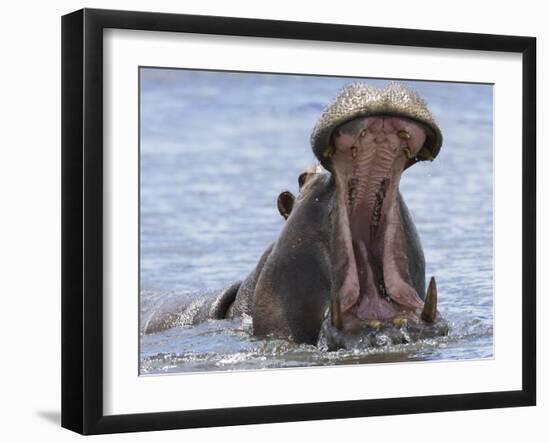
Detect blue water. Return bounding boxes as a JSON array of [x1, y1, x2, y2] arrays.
[[139, 69, 494, 374]]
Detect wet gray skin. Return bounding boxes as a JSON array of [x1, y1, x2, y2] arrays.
[[142, 82, 449, 350]]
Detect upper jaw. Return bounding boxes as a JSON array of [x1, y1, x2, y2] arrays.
[[310, 82, 443, 171], [333, 115, 427, 159]]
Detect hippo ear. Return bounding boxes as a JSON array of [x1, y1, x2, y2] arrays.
[[299, 164, 324, 190], [277, 191, 295, 220], [298, 170, 317, 190], [298, 172, 308, 189]]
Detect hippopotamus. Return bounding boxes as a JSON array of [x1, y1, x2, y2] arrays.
[[143, 82, 449, 350]]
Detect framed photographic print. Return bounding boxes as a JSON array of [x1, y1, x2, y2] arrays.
[[61, 8, 536, 435]]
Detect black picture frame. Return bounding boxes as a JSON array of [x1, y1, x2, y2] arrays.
[[61, 8, 536, 435]]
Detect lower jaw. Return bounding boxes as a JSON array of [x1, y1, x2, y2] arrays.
[[340, 186, 422, 324], [319, 313, 449, 351]]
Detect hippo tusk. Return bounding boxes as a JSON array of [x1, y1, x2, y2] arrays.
[[421, 276, 438, 323], [330, 292, 342, 330]]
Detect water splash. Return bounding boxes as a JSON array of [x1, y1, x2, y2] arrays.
[[140, 313, 493, 375]]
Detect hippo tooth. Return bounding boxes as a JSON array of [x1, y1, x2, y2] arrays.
[[421, 276, 438, 323], [360, 128, 368, 138], [351, 146, 357, 159], [323, 145, 335, 158], [398, 130, 411, 140], [392, 317, 408, 328], [366, 319, 382, 329], [403, 147, 413, 159], [418, 146, 435, 161]]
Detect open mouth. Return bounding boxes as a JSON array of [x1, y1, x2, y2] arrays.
[[325, 115, 438, 332]]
